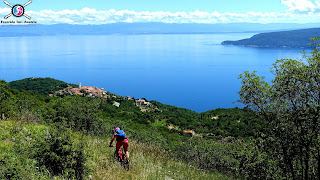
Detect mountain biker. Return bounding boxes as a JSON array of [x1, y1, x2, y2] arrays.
[[109, 127, 130, 159]]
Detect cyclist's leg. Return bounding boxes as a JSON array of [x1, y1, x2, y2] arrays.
[[116, 141, 123, 157], [123, 139, 129, 159]]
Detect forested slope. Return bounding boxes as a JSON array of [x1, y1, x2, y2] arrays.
[[0, 78, 264, 179]]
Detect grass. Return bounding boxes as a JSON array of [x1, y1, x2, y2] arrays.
[[86, 137, 232, 180], [0, 120, 232, 179]]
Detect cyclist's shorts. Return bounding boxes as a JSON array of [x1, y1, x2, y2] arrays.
[[116, 139, 129, 151]]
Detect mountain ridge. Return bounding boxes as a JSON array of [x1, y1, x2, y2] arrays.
[[2, 22, 320, 36]]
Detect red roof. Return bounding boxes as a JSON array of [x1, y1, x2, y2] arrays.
[[183, 130, 194, 133]]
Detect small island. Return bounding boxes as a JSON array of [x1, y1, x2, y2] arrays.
[[222, 28, 320, 48]]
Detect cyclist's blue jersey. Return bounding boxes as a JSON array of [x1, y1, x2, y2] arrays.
[[115, 130, 127, 141]]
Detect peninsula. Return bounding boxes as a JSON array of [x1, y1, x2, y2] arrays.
[[221, 28, 320, 48]]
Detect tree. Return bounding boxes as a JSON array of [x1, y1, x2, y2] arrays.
[[80, 89, 86, 94], [0, 80, 15, 119], [46, 96, 104, 135], [238, 38, 320, 179]]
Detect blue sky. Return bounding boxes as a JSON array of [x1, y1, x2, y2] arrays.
[[1, 0, 320, 24], [27, 0, 286, 13]]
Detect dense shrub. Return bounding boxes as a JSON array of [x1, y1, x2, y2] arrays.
[[44, 96, 106, 135], [33, 127, 87, 179], [175, 137, 275, 179], [0, 155, 24, 180]]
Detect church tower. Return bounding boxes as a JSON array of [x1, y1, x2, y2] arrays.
[[79, 82, 82, 89]]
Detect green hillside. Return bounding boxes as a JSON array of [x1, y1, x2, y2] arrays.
[[0, 120, 229, 180], [9, 77, 78, 95], [200, 108, 263, 138], [7, 77, 261, 139], [0, 78, 264, 179], [222, 28, 320, 48]]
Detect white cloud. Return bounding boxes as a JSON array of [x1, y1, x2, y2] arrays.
[[0, 7, 319, 24], [281, 0, 320, 13]]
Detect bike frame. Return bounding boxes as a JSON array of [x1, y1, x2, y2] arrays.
[[114, 146, 129, 171]]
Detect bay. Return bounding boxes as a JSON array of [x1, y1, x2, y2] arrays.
[[0, 34, 304, 112]]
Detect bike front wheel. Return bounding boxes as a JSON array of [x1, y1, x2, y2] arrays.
[[122, 154, 130, 171]]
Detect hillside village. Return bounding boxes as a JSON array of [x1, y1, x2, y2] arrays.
[[49, 82, 152, 109], [48, 82, 218, 136], [49, 82, 109, 98]]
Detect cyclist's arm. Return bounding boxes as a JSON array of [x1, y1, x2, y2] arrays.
[[109, 133, 115, 146]]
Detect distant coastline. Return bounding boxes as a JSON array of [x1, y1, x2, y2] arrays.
[[221, 42, 305, 48], [221, 28, 320, 48], [1, 22, 320, 37]]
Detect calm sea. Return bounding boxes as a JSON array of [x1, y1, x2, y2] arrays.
[[0, 34, 304, 112]]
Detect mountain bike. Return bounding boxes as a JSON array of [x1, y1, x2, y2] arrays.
[[110, 145, 130, 171]]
